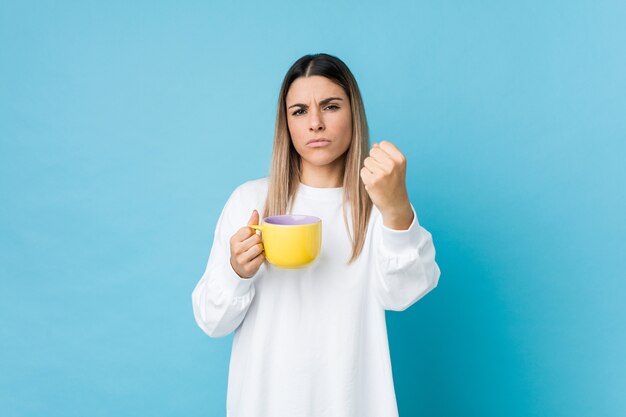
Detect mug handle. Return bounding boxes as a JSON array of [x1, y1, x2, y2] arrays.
[[248, 224, 263, 232]]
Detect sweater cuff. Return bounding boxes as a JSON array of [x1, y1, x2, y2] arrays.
[[380, 204, 421, 255], [223, 260, 265, 297]]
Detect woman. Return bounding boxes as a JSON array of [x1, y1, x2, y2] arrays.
[[192, 53, 441, 417]]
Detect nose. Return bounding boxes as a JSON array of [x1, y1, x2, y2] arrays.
[[309, 108, 325, 132]]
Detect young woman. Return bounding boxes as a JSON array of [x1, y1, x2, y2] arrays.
[[192, 53, 441, 417]]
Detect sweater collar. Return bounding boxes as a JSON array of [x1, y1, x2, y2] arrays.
[[297, 182, 344, 201]]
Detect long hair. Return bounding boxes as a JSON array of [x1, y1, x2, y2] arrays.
[[263, 53, 373, 264]]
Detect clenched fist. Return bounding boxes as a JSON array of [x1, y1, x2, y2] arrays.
[[360, 140, 414, 230], [230, 210, 266, 279]]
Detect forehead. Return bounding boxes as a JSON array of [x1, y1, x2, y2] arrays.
[[286, 75, 347, 103]]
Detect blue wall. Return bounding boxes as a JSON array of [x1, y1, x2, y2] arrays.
[[1, 1, 624, 416]]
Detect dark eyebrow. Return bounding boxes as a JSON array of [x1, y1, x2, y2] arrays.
[[287, 97, 343, 109]]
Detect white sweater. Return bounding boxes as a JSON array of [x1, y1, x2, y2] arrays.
[[192, 177, 441, 417]]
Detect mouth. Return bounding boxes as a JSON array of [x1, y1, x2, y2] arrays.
[[307, 138, 331, 145]]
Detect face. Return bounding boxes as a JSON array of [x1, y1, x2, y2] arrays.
[[285, 75, 353, 171]]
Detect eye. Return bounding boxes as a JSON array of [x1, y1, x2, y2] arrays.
[[325, 105, 340, 110], [292, 108, 305, 116]]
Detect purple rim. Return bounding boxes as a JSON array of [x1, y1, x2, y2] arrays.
[[263, 214, 321, 226]]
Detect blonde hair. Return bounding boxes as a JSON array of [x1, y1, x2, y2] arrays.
[[262, 53, 373, 264]]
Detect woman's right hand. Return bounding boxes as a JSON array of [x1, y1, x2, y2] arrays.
[[229, 209, 266, 279]]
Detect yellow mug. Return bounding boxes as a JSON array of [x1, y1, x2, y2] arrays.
[[249, 214, 322, 269]]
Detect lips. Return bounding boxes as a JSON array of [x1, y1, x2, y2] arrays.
[[307, 138, 331, 145]]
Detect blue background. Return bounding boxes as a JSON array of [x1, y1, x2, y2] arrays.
[[1, 1, 624, 416]]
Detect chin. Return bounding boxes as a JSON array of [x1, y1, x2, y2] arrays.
[[304, 153, 344, 167]]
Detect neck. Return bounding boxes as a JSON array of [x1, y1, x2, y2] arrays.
[[300, 157, 345, 188]]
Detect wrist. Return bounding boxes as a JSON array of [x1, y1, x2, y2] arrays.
[[380, 201, 414, 231]]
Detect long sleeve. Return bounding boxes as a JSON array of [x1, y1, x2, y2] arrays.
[[372, 203, 441, 311], [191, 186, 266, 338]]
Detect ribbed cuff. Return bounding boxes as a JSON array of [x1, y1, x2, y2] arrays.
[[380, 204, 421, 255]]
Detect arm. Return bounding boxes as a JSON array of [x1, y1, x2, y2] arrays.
[[360, 140, 440, 311], [191, 187, 265, 337], [372, 203, 441, 311]]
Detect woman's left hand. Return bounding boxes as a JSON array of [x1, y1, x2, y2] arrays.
[[360, 140, 414, 230]]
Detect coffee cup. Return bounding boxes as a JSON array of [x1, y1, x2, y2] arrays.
[[248, 214, 322, 269]]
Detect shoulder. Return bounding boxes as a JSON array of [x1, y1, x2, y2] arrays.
[[230, 176, 269, 201], [217, 177, 269, 231], [235, 176, 269, 194], [223, 176, 269, 212]]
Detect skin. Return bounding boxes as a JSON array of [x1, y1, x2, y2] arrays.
[[230, 210, 265, 279], [230, 75, 414, 279], [361, 141, 414, 231], [286, 75, 353, 188]]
